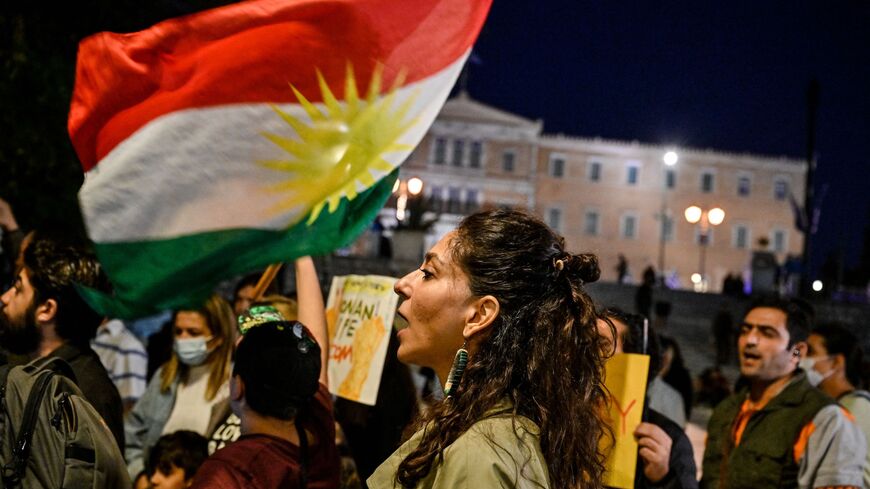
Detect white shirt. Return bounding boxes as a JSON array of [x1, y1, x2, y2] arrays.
[[161, 363, 228, 436]]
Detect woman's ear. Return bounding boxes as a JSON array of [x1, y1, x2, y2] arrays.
[[463, 295, 500, 339]]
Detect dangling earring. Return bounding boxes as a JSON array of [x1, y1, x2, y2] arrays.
[[444, 341, 468, 398]]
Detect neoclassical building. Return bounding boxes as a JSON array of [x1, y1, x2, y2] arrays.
[[395, 92, 805, 291]]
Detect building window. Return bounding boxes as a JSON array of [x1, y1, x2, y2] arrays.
[[469, 141, 483, 169], [427, 185, 443, 213], [772, 229, 788, 252], [549, 155, 565, 178], [701, 172, 715, 193], [433, 137, 447, 165], [451, 140, 464, 167], [502, 151, 516, 173], [737, 176, 751, 197], [588, 161, 602, 182], [774, 178, 789, 201], [547, 208, 563, 232], [661, 215, 674, 242], [665, 169, 676, 189], [447, 187, 462, 213], [584, 210, 600, 236], [621, 214, 638, 240], [626, 165, 639, 185], [733, 225, 749, 249], [465, 189, 480, 213]]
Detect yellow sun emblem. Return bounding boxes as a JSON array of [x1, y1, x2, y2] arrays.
[[260, 64, 419, 225]]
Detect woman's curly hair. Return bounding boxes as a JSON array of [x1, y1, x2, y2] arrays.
[[397, 208, 611, 489]]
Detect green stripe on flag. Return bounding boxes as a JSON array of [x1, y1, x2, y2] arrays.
[[80, 170, 399, 318]]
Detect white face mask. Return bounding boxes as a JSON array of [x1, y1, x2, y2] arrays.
[[798, 356, 834, 387], [174, 336, 213, 366]]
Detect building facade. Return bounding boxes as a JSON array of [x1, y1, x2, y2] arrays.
[[395, 93, 806, 291]]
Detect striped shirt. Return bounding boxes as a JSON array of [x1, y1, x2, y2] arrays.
[[91, 319, 149, 403]]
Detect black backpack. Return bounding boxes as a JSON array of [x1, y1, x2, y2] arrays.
[[0, 356, 130, 488]]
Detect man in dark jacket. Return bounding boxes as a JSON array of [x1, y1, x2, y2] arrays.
[[0, 234, 125, 451], [701, 296, 864, 488], [599, 308, 698, 489]]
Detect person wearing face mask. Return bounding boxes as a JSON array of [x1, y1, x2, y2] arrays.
[[125, 294, 236, 481], [804, 323, 870, 488]]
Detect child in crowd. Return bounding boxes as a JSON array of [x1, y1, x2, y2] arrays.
[[136, 430, 208, 489]]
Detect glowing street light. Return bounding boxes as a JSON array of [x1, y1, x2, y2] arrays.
[[707, 207, 725, 226], [394, 177, 424, 222], [407, 177, 423, 195], [684, 206, 702, 224], [663, 151, 679, 167], [812, 280, 823, 292], [685, 205, 726, 292]]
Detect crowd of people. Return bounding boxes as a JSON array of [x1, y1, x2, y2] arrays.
[[0, 200, 868, 488]]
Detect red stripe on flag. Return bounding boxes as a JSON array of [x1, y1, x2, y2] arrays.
[[69, 0, 492, 172]]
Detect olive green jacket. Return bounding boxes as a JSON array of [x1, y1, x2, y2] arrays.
[[368, 410, 549, 488]]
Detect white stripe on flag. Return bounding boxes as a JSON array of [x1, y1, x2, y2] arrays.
[[81, 53, 467, 243]]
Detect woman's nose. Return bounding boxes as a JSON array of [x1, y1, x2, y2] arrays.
[[394, 271, 412, 300]]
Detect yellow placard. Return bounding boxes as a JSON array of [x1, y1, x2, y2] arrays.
[[325, 275, 398, 405], [600, 353, 650, 489]]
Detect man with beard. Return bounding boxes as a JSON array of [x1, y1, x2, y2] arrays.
[[0, 235, 125, 450], [701, 296, 865, 489]]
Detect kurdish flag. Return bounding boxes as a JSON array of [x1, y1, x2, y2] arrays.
[[69, 0, 492, 318]]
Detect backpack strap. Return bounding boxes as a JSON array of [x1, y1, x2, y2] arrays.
[[25, 356, 77, 384], [851, 390, 870, 402], [0, 364, 12, 401], [2, 370, 56, 487]]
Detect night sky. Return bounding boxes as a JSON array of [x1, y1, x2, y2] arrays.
[[464, 2, 870, 277]]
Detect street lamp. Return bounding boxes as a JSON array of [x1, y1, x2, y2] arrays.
[[684, 205, 725, 291], [393, 177, 423, 222], [394, 177, 424, 222], [657, 150, 678, 281]]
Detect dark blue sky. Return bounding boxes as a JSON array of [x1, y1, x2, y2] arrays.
[[464, 2, 870, 275]]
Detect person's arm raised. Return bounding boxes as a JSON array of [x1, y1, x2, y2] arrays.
[[295, 257, 329, 385]]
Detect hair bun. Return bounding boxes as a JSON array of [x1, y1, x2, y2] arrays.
[[564, 253, 600, 284]]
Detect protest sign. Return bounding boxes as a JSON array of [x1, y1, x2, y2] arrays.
[[601, 353, 650, 489], [326, 275, 398, 405]]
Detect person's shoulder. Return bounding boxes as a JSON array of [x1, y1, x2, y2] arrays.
[[841, 390, 870, 412], [439, 414, 549, 487], [646, 408, 688, 441], [191, 456, 248, 489], [104, 321, 147, 352], [709, 389, 744, 414], [811, 403, 856, 424], [67, 345, 116, 385], [449, 413, 541, 457]]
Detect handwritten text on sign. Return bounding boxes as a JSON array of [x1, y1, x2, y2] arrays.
[[325, 275, 398, 406]]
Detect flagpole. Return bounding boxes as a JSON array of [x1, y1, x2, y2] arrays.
[[800, 80, 819, 298], [252, 263, 283, 301]]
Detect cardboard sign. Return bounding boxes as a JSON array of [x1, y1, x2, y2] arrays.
[[601, 353, 650, 489], [325, 275, 398, 405]]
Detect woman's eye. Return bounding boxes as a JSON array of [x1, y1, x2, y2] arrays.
[[419, 268, 434, 280]]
